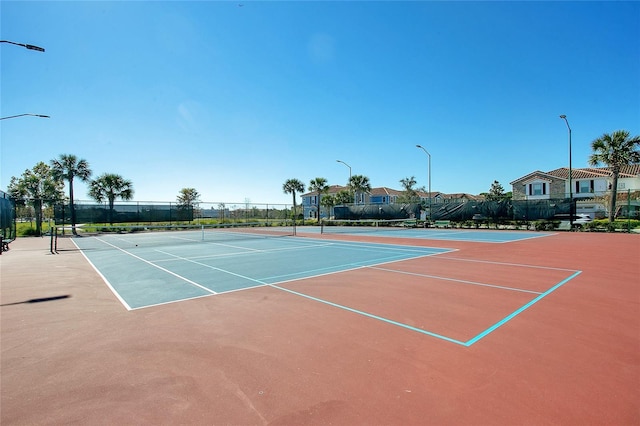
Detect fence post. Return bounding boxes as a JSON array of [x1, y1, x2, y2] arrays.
[[628, 189, 631, 233]]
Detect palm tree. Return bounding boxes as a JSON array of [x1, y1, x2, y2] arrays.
[[308, 177, 329, 223], [50, 154, 92, 234], [7, 162, 64, 236], [88, 173, 134, 225], [588, 130, 640, 222], [320, 194, 336, 219], [398, 176, 425, 203], [348, 174, 371, 205], [282, 178, 305, 225]]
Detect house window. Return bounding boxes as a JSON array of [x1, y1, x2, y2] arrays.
[[577, 180, 594, 194], [529, 182, 546, 196]]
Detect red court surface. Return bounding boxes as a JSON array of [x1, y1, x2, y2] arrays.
[[1, 231, 638, 425]]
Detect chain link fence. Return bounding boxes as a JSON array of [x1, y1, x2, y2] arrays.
[[53, 200, 296, 226]]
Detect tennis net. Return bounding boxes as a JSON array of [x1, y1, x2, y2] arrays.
[[320, 218, 418, 234], [52, 222, 295, 252]]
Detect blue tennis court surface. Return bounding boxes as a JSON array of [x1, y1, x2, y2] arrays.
[[307, 227, 552, 242], [72, 231, 452, 310]]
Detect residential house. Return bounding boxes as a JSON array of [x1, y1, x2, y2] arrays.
[[301, 185, 477, 220], [510, 165, 640, 218]]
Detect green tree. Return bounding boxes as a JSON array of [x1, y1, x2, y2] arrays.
[[282, 178, 305, 223], [320, 194, 336, 219], [7, 162, 64, 235], [588, 130, 640, 222], [176, 188, 201, 221], [334, 190, 353, 205], [486, 180, 506, 201], [50, 154, 92, 235], [308, 177, 329, 223], [88, 173, 134, 225], [397, 176, 425, 203], [348, 174, 371, 205]]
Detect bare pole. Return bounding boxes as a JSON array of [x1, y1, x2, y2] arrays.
[[559, 115, 573, 228], [416, 145, 432, 221]]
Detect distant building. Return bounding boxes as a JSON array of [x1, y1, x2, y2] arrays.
[[301, 185, 480, 220], [510, 165, 640, 218]]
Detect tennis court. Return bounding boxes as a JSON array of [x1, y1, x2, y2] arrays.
[[68, 225, 579, 347], [310, 218, 554, 242], [70, 226, 451, 310], [1, 228, 638, 425]]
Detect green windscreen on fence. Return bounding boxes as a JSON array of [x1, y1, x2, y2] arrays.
[[331, 199, 573, 222], [52, 222, 295, 253], [53, 202, 294, 225], [0, 191, 16, 240]]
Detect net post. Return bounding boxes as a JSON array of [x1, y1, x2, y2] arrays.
[[202, 224, 205, 241]]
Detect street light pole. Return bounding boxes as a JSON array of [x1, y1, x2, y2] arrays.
[[0, 113, 50, 121], [416, 145, 432, 222], [336, 159, 353, 204], [0, 40, 45, 52], [559, 115, 573, 228]]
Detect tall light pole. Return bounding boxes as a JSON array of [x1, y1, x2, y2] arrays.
[[559, 115, 573, 228], [0, 40, 45, 52], [336, 159, 353, 204], [0, 113, 50, 121], [416, 145, 432, 222]]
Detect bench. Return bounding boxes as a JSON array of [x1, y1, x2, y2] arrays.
[[0, 236, 11, 254], [434, 220, 451, 229], [403, 219, 418, 228]]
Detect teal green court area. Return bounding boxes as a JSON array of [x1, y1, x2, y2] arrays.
[[72, 231, 451, 310]]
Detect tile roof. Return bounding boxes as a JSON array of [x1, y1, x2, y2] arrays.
[[302, 186, 444, 197], [512, 165, 640, 184]]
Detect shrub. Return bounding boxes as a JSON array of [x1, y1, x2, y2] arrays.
[[534, 220, 555, 231]]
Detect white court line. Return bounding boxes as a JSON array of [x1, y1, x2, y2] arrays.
[[154, 249, 268, 287], [415, 230, 547, 243], [368, 266, 543, 295], [91, 237, 218, 295], [153, 237, 443, 264], [152, 240, 337, 263], [432, 255, 579, 272], [70, 238, 134, 311]]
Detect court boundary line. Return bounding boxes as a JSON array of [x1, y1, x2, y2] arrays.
[[433, 255, 578, 272], [153, 246, 452, 293], [261, 250, 452, 285], [152, 240, 337, 263], [409, 230, 554, 243], [368, 266, 543, 295], [83, 237, 219, 310], [464, 270, 582, 345], [71, 238, 133, 310], [314, 228, 554, 243], [269, 268, 581, 347], [268, 283, 468, 345]]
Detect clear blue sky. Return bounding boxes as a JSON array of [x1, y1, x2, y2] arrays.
[[2, 1, 638, 205]]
